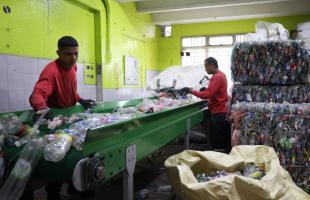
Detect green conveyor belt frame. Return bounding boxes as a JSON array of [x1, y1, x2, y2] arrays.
[[1, 98, 206, 199]]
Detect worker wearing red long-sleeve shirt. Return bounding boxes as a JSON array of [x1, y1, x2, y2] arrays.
[[27, 36, 95, 200], [182, 57, 231, 153], [30, 36, 95, 114]]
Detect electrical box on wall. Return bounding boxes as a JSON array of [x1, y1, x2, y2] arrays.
[[84, 64, 96, 85], [124, 55, 139, 85]]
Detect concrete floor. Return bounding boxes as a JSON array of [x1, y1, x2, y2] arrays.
[[33, 128, 209, 200]]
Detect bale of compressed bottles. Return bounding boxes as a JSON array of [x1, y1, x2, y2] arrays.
[[232, 84, 310, 104], [230, 102, 310, 193], [231, 41, 310, 85], [230, 40, 310, 193]]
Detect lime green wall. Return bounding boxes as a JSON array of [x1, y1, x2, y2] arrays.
[[158, 15, 310, 70], [103, 0, 158, 88], [0, 0, 107, 64], [0, 0, 158, 89]]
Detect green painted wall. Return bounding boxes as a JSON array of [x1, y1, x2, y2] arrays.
[[0, 0, 158, 89], [2, 1, 309, 87], [103, 0, 158, 88], [0, 0, 107, 64], [158, 15, 310, 70]]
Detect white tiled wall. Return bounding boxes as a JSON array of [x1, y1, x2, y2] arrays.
[[0, 54, 99, 112], [0, 54, 160, 113]]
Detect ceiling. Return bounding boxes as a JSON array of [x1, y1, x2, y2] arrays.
[[117, 0, 310, 25]]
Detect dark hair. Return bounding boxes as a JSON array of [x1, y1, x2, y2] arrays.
[[58, 36, 78, 49], [204, 57, 218, 68]]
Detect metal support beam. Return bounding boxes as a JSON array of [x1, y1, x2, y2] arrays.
[[185, 118, 191, 150], [150, 0, 310, 25], [137, 0, 292, 13], [123, 144, 136, 200]]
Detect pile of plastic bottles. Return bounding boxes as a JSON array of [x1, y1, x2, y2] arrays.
[[243, 162, 266, 180], [43, 97, 197, 162], [232, 85, 310, 103], [195, 163, 266, 183], [0, 96, 197, 163], [0, 113, 38, 148], [195, 170, 234, 182], [137, 97, 196, 113], [43, 112, 135, 161], [231, 41, 310, 85]]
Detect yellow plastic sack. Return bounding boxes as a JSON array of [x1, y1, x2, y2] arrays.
[[165, 145, 310, 200]]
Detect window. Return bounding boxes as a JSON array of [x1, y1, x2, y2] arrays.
[[181, 34, 246, 91], [161, 25, 172, 37], [209, 35, 233, 46]]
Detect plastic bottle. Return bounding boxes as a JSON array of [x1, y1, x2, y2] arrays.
[[0, 138, 46, 200], [44, 132, 73, 162], [67, 121, 89, 151], [0, 113, 22, 135]]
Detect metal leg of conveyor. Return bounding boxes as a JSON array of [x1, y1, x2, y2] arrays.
[[123, 144, 136, 200], [185, 118, 191, 149]]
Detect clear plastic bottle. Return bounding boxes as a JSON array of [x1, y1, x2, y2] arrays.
[[0, 113, 22, 135], [44, 132, 73, 162], [67, 121, 89, 151], [0, 138, 46, 200]]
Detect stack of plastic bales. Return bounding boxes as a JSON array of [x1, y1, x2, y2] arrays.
[[230, 41, 310, 193]]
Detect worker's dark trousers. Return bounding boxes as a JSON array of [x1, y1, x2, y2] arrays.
[[46, 182, 62, 200], [210, 112, 231, 153]]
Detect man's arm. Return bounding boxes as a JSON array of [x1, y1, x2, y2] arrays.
[[191, 75, 223, 99], [29, 76, 54, 111]]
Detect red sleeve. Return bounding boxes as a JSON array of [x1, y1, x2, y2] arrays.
[[76, 93, 81, 102], [29, 71, 54, 111], [191, 74, 223, 99]]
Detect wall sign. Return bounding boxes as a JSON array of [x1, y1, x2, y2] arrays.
[[84, 64, 96, 85], [124, 55, 139, 85]]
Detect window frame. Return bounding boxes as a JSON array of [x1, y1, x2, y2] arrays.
[[180, 34, 246, 66]]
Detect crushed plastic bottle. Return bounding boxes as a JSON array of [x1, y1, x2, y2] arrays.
[[0, 138, 46, 200], [67, 120, 89, 151], [243, 162, 266, 180], [44, 131, 73, 162]]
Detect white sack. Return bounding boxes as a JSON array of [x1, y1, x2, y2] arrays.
[[147, 65, 209, 90]]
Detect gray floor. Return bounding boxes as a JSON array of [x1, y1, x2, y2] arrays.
[[33, 129, 209, 200]]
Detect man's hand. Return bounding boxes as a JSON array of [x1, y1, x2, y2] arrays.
[[199, 87, 206, 92], [181, 87, 192, 94], [79, 99, 96, 109], [33, 110, 54, 122]]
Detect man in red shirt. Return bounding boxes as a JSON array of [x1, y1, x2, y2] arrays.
[[30, 36, 95, 115], [27, 36, 95, 200], [183, 57, 231, 152]]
